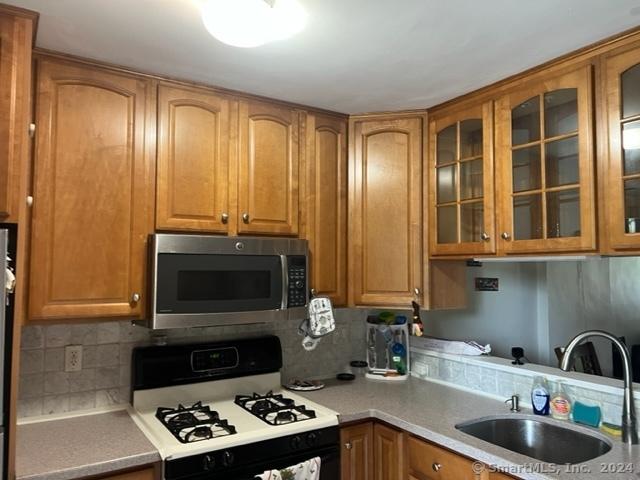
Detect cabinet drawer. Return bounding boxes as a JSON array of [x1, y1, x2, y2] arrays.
[[408, 436, 480, 480], [94, 466, 156, 480]]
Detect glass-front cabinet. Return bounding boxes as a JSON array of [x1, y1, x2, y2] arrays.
[[494, 65, 596, 254], [429, 102, 495, 255], [604, 45, 640, 251]]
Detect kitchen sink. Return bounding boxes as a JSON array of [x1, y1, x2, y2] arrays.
[[455, 415, 612, 464]]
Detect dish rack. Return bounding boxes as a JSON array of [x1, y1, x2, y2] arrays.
[[365, 322, 410, 381]]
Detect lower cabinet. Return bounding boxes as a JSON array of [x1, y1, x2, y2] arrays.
[[342, 423, 516, 480], [92, 466, 157, 480]]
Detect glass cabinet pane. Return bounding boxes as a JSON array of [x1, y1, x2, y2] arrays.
[[460, 119, 482, 158], [544, 89, 578, 138], [545, 136, 579, 187], [437, 205, 458, 243], [461, 202, 483, 242], [512, 96, 540, 145], [625, 179, 640, 233], [460, 159, 483, 200], [547, 189, 581, 238], [623, 120, 640, 175], [437, 125, 456, 165], [437, 165, 456, 203], [513, 194, 543, 240], [622, 64, 640, 119], [513, 145, 541, 192]]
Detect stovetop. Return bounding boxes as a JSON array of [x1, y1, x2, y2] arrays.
[[130, 372, 339, 460]]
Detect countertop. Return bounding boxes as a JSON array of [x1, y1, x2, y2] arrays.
[[297, 376, 640, 480], [15, 377, 640, 480], [16, 409, 160, 480]]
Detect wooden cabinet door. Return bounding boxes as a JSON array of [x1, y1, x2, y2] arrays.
[[495, 65, 596, 254], [373, 423, 404, 480], [0, 9, 34, 223], [341, 422, 374, 480], [603, 44, 640, 251], [156, 83, 232, 233], [238, 99, 299, 235], [29, 58, 154, 320], [303, 113, 347, 305], [349, 115, 423, 306], [407, 435, 481, 480], [429, 102, 496, 256]]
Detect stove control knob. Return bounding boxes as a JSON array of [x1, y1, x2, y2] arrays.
[[295, 280, 304, 289], [222, 450, 235, 467], [290, 435, 303, 450], [306, 431, 318, 447], [202, 454, 215, 471]]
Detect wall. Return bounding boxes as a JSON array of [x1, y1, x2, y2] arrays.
[[18, 309, 367, 418]]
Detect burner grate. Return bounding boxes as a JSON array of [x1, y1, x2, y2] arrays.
[[235, 391, 316, 426], [156, 401, 236, 444]]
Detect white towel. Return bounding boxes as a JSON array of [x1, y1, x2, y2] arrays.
[[255, 456, 321, 480]]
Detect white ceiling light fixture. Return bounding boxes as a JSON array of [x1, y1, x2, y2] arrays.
[[200, 0, 307, 48]]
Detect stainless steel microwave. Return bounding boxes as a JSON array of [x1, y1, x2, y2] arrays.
[[140, 234, 309, 329]]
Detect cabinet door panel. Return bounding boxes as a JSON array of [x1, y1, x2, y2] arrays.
[[495, 65, 595, 254], [341, 423, 373, 480], [95, 467, 156, 480], [373, 423, 404, 480], [0, 12, 33, 222], [156, 84, 230, 232], [429, 102, 495, 256], [304, 113, 347, 305], [604, 45, 640, 250], [29, 59, 154, 320], [350, 116, 423, 306], [238, 100, 298, 235]]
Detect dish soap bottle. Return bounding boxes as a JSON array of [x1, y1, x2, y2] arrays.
[[531, 376, 550, 415], [550, 381, 572, 420]]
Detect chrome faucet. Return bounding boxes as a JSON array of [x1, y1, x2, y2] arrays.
[[560, 330, 638, 445]]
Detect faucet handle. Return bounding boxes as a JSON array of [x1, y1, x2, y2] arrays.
[[505, 394, 520, 412]]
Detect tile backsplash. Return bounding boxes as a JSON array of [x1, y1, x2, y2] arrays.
[[18, 309, 367, 418]]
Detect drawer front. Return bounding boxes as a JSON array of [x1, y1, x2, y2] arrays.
[[408, 436, 480, 480]]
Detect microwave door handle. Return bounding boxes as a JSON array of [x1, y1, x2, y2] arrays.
[[280, 255, 288, 310]]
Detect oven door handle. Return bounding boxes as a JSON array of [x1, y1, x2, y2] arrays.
[[280, 255, 288, 310]]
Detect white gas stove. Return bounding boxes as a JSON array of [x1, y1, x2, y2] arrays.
[[129, 336, 340, 480]]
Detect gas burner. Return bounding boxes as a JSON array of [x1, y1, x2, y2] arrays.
[[235, 391, 316, 426], [156, 401, 236, 444]]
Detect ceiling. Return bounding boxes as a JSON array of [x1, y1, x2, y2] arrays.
[[7, 0, 640, 113]]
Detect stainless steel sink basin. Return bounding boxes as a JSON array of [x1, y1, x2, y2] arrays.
[[455, 415, 612, 464]]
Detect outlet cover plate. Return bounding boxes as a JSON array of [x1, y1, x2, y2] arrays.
[[65, 345, 83, 372]]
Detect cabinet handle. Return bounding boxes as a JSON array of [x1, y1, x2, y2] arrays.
[[345, 442, 352, 450], [432, 462, 442, 472], [242, 213, 250, 223], [221, 213, 229, 224], [414, 287, 421, 296], [131, 293, 141, 303], [481, 232, 490, 241], [501, 232, 511, 240]]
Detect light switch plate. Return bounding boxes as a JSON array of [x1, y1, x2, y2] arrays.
[[65, 345, 83, 372]]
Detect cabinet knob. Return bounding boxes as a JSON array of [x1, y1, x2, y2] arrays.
[[501, 232, 511, 240], [432, 462, 442, 472], [242, 213, 250, 223], [481, 232, 490, 241], [345, 442, 352, 450], [221, 213, 229, 224], [414, 287, 421, 296], [131, 293, 141, 303]]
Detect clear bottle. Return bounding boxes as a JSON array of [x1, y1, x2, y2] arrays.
[[531, 376, 550, 415], [550, 380, 572, 420]]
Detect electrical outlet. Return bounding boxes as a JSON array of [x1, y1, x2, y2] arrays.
[[65, 345, 83, 372]]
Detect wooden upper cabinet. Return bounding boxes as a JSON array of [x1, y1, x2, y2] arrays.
[[238, 99, 299, 236], [156, 83, 232, 233], [603, 43, 640, 251], [429, 102, 496, 256], [341, 422, 374, 480], [304, 113, 347, 305], [349, 115, 423, 306], [0, 8, 34, 223], [495, 65, 596, 254], [29, 58, 155, 321]]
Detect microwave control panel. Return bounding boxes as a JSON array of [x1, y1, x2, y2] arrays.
[[287, 256, 307, 307]]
